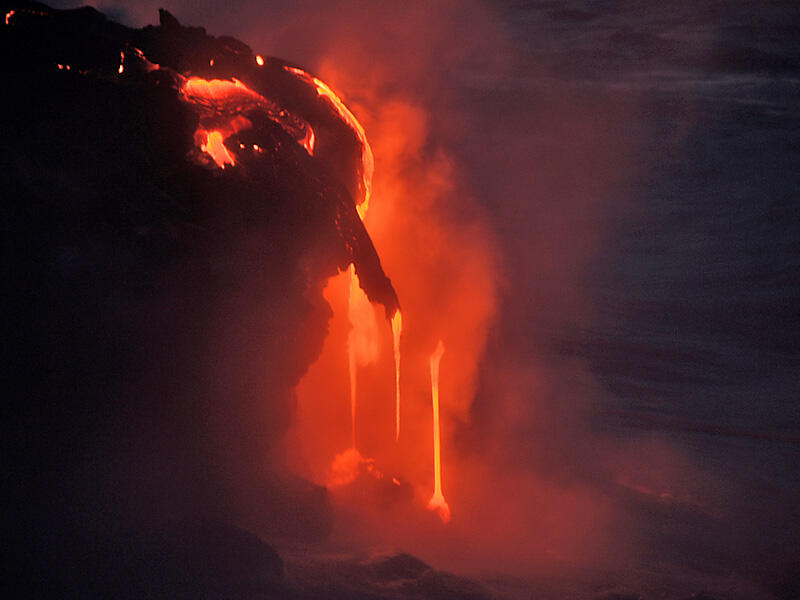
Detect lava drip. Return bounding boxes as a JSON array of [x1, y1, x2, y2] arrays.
[[427, 340, 451, 523], [392, 310, 403, 440], [346, 263, 380, 449], [286, 65, 383, 452], [281, 64, 402, 489]]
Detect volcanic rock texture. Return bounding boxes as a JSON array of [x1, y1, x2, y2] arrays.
[[3, 2, 399, 596]]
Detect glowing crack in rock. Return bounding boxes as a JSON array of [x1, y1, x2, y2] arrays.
[[180, 76, 315, 167]]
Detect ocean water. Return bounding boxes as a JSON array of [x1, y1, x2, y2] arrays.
[[450, 0, 800, 589]]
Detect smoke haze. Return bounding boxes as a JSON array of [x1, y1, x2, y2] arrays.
[[41, 0, 800, 597]]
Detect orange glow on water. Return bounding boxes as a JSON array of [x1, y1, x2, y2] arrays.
[[427, 340, 450, 523]]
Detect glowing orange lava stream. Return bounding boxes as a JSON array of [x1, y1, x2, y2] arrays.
[[276, 65, 404, 491], [283, 66, 385, 452], [345, 253, 380, 451], [284, 66, 374, 212], [181, 68, 389, 461], [200, 130, 236, 168], [180, 76, 315, 168], [427, 340, 451, 523], [347, 264, 372, 449], [392, 310, 402, 440]]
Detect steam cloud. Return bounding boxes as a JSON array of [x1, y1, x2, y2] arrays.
[[44, 0, 726, 587]]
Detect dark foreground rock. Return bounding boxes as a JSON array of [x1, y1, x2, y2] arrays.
[[372, 553, 433, 581], [133, 520, 285, 598], [2, 1, 395, 595], [281, 551, 492, 600]]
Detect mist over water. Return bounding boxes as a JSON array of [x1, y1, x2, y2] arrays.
[[46, 0, 800, 596]]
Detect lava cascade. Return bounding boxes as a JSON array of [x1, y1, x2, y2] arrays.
[[426, 340, 450, 523], [391, 310, 403, 440], [346, 262, 380, 450], [288, 58, 496, 532], [283, 66, 400, 472]]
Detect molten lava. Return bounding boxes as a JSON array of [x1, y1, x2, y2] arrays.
[[185, 51, 456, 529], [346, 264, 380, 449], [279, 67, 388, 453], [284, 66, 374, 215], [190, 114, 252, 169], [427, 340, 451, 523], [180, 76, 315, 166], [200, 130, 236, 168], [180, 66, 396, 471], [392, 310, 403, 440], [273, 62, 433, 520]]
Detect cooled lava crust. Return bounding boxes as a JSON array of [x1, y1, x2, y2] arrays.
[[2, 1, 398, 316], [3, 2, 399, 592]]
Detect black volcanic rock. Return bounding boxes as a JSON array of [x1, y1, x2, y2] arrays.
[[1, 1, 398, 314], [416, 569, 492, 600], [371, 553, 433, 581], [24, 519, 286, 599], [281, 552, 493, 600], [2, 2, 396, 595], [140, 519, 284, 596]]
